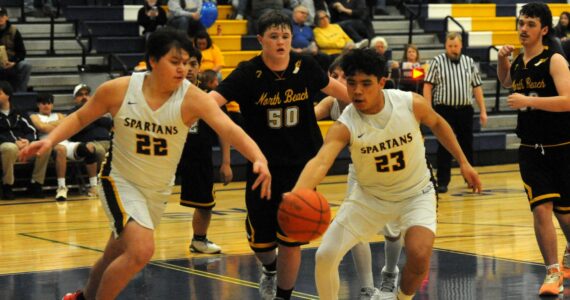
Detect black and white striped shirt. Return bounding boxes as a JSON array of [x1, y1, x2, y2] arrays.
[[424, 53, 482, 107]]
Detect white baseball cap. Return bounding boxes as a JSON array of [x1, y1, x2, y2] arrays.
[[73, 83, 91, 97]]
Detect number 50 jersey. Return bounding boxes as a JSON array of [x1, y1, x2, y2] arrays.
[[338, 89, 431, 201], [107, 72, 190, 189]]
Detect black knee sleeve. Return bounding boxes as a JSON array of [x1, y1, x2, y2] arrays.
[[76, 143, 97, 164]]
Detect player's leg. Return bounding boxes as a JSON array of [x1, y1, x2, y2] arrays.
[[379, 222, 402, 298], [54, 143, 68, 201], [351, 241, 375, 296], [76, 143, 98, 197]]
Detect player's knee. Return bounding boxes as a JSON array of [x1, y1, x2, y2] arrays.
[[76, 143, 97, 164], [315, 246, 338, 268], [129, 245, 155, 268]]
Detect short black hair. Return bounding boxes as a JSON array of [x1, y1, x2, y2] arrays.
[[328, 55, 343, 74], [341, 48, 387, 79], [145, 28, 196, 71], [0, 81, 13, 97], [519, 2, 553, 42], [37, 93, 54, 104], [198, 69, 218, 91], [194, 30, 212, 49], [257, 10, 292, 36]]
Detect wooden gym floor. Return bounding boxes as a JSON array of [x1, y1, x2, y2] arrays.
[[0, 164, 567, 299]]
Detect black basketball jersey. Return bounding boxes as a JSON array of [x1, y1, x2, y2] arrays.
[[181, 119, 215, 161], [510, 49, 570, 144], [216, 52, 329, 166]]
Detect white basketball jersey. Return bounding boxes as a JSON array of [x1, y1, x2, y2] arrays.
[[108, 72, 190, 188], [37, 113, 60, 139], [338, 89, 430, 201], [330, 98, 342, 121]]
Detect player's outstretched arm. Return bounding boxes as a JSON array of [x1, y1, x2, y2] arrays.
[[321, 77, 351, 104], [412, 94, 482, 193], [293, 122, 350, 191], [187, 86, 271, 199], [314, 96, 334, 121]]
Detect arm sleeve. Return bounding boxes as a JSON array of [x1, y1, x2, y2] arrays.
[[305, 55, 329, 90], [213, 46, 225, 67], [470, 58, 483, 87], [13, 31, 26, 62], [423, 59, 438, 85]]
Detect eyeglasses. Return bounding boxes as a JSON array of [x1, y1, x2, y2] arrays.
[[318, 15, 329, 20]]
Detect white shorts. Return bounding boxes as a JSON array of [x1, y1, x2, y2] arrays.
[[335, 179, 436, 242], [58, 140, 81, 160], [346, 164, 401, 238], [99, 170, 173, 238]]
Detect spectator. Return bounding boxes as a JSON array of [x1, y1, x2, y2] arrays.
[[313, 10, 367, 54], [67, 84, 112, 197], [248, 2, 291, 34], [554, 11, 570, 41], [194, 31, 225, 74], [399, 43, 424, 93], [0, 8, 32, 93], [291, 5, 330, 70], [423, 32, 487, 194], [329, 0, 373, 43], [137, 0, 168, 38], [231, 0, 248, 20], [198, 69, 219, 91], [0, 81, 50, 200], [370, 36, 399, 73], [289, 0, 326, 26], [167, 0, 206, 37]]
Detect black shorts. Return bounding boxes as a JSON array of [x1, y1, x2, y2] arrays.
[[179, 160, 215, 210], [245, 164, 308, 252], [519, 143, 570, 213]]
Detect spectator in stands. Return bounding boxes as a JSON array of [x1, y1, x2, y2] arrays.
[[290, 0, 326, 26], [329, 0, 373, 43], [313, 10, 367, 54], [399, 43, 424, 93], [370, 36, 399, 73], [194, 31, 225, 76], [199, 69, 219, 91], [423, 32, 487, 194], [167, 0, 206, 37], [67, 84, 112, 197], [0, 81, 50, 200], [138, 0, 168, 38], [291, 5, 330, 70], [0, 8, 32, 93], [554, 11, 570, 41], [231, 0, 248, 20], [248, 1, 291, 34]]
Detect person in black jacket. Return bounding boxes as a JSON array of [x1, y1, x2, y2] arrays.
[[0, 8, 32, 93], [0, 81, 51, 199], [68, 84, 112, 197], [137, 0, 167, 38]]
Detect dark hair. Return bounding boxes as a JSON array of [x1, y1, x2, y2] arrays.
[[198, 69, 218, 91], [143, 0, 162, 10], [314, 10, 327, 27], [257, 10, 292, 36], [519, 2, 553, 43], [37, 93, 54, 104], [145, 28, 196, 71], [328, 55, 343, 74], [341, 48, 387, 79], [194, 30, 213, 49], [0, 81, 13, 97], [402, 44, 420, 63]]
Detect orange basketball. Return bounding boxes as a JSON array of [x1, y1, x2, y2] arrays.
[[278, 189, 331, 242]]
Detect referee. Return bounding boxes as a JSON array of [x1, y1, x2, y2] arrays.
[[423, 32, 487, 193]]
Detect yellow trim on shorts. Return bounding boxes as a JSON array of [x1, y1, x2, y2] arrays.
[[555, 206, 570, 212], [248, 241, 277, 248], [101, 175, 128, 228], [180, 199, 215, 207], [520, 140, 570, 148], [277, 232, 299, 243], [529, 193, 561, 205]]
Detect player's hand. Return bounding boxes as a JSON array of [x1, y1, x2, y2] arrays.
[[219, 163, 233, 186], [18, 140, 52, 162], [460, 163, 482, 193], [507, 93, 530, 110], [498, 45, 515, 59], [251, 160, 271, 200], [479, 110, 488, 127]]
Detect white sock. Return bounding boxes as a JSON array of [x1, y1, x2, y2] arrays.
[[57, 178, 66, 188], [351, 242, 374, 288], [384, 237, 402, 273], [547, 263, 560, 272], [89, 177, 98, 187]]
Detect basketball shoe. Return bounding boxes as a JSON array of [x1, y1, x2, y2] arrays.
[[190, 238, 222, 254], [379, 266, 399, 299], [539, 267, 563, 296], [562, 248, 570, 279], [62, 290, 85, 300], [259, 266, 277, 300], [359, 287, 381, 300]]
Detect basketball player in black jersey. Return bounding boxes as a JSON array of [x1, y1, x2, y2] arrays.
[[497, 2, 570, 296], [210, 10, 349, 300]]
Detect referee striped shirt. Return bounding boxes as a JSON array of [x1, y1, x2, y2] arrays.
[[424, 53, 483, 107]]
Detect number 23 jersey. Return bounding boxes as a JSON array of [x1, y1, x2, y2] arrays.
[[215, 52, 329, 167], [338, 89, 430, 201], [108, 72, 190, 189]]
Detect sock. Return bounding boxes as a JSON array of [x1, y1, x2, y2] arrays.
[[384, 237, 402, 273], [57, 178, 66, 188], [263, 259, 277, 273], [397, 287, 414, 300], [193, 234, 206, 241], [276, 286, 293, 299], [89, 177, 97, 187], [547, 263, 560, 272], [566, 243, 570, 252]]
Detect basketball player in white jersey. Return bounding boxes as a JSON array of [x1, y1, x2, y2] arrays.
[[293, 48, 481, 300], [315, 56, 402, 299], [20, 28, 271, 300]]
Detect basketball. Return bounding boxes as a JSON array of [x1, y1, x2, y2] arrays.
[[278, 189, 331, 242]]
